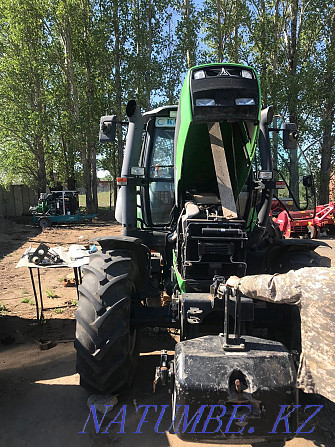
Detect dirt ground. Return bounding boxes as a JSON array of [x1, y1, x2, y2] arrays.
[[0, 217, 334, 447]]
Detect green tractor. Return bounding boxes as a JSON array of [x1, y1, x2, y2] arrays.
[[75, 63, 329, 444]]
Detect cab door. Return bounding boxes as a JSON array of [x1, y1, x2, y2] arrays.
[[142, 119, 175, 227]]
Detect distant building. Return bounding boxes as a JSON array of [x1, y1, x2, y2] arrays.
[[98, 180, 112, 192]]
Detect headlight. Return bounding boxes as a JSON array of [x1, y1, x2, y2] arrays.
[[194, 70, 205, 80], [235, 98, 255, 105], [195, 98, 216, 106], [241, 69, 253, 79]]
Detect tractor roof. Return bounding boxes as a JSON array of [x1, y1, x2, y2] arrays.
[[142, 105, 177, 123]]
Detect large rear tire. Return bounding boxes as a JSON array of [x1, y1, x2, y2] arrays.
[[75, 249, 139, 394]]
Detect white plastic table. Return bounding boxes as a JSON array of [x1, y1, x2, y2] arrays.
[[16, 246, 90, 322]]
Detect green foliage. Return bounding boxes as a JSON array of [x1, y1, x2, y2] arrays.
[[0, 302, 8, 313], [45, 289, 59, 298], [0, 0, 333, 202], [200, 0, 250, 64], [54, 307, 63, 314], [21, 297, 34, 304]]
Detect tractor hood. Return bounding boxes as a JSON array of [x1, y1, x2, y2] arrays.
[[174, 63, 261, 207]]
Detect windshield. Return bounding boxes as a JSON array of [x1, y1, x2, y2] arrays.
[[149, 127, 175, 225], [150, 128, 174, 178]]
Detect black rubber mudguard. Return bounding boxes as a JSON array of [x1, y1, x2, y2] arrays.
[[92, 236, 150, 281]]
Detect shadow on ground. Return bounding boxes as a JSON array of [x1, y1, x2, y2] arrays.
[[0, 315, 334, 447], [0, 221, 39, 259], [0, 318, 175, 447]]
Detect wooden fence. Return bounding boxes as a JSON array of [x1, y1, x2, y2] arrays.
[[0, 185, 37, 217]]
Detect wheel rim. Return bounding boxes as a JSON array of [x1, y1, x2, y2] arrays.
[[307, 225, 316, 239], [39, 218, 50, 228]]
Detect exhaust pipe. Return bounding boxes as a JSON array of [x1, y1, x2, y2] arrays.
[[117, 100, 144, 235]]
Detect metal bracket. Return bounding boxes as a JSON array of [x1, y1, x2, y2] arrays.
[[153, 350, 174, 393], [222, 286, 245, 351], [187, 307, 203, 324]]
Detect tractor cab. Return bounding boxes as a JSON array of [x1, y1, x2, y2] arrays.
[[113, 105, 177, 232]]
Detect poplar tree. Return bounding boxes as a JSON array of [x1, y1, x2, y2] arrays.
[[0, 0, 51, 192]]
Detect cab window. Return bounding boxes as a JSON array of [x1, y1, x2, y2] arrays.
[[149, 127, 174, 225]]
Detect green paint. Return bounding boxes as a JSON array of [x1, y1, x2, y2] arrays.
[[175, 63, 261, 208], [172, 250, 186, 292]]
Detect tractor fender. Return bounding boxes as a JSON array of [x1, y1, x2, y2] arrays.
[[263, 239, 331, 274], [91, 236, 150, 288]]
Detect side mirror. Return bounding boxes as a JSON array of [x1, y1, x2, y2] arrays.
[[303, 175, 313, 188], [99, 115, 117, 142], [283, 123, 298, 150]]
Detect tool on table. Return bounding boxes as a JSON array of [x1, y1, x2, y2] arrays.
[[28, 244, 63, 265]]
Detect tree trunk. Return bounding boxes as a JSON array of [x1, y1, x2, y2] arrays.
[[185, 0, 191, 68], [145, 1, 152, 110], [289, 111, 299, 208], [183, 0, 196, 69], [34, 78, 47, 192], [81, 0, 97, 214], [319, 8, 335, 204], [83, 155, 93, 211], [272, 116, 279, 181], [287, 0, 299, 207], [35, 140, 47, 193], [112, 2, 123, 176], [217, 1, 223, 62], [113, 148, 118, 208], [92, 145, 98, 213], [60, 118, 76, 190], [319, 101, 334, 204], [60, 6, 81, 192]]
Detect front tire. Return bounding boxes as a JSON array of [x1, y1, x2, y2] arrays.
[[75, 249, 139, 394]]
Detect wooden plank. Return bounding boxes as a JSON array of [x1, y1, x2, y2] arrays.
[[207, 122, 237, 219]]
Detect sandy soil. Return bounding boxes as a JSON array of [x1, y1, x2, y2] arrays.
[[0, 218, 334, 447], [0, 217, 122, 322]]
